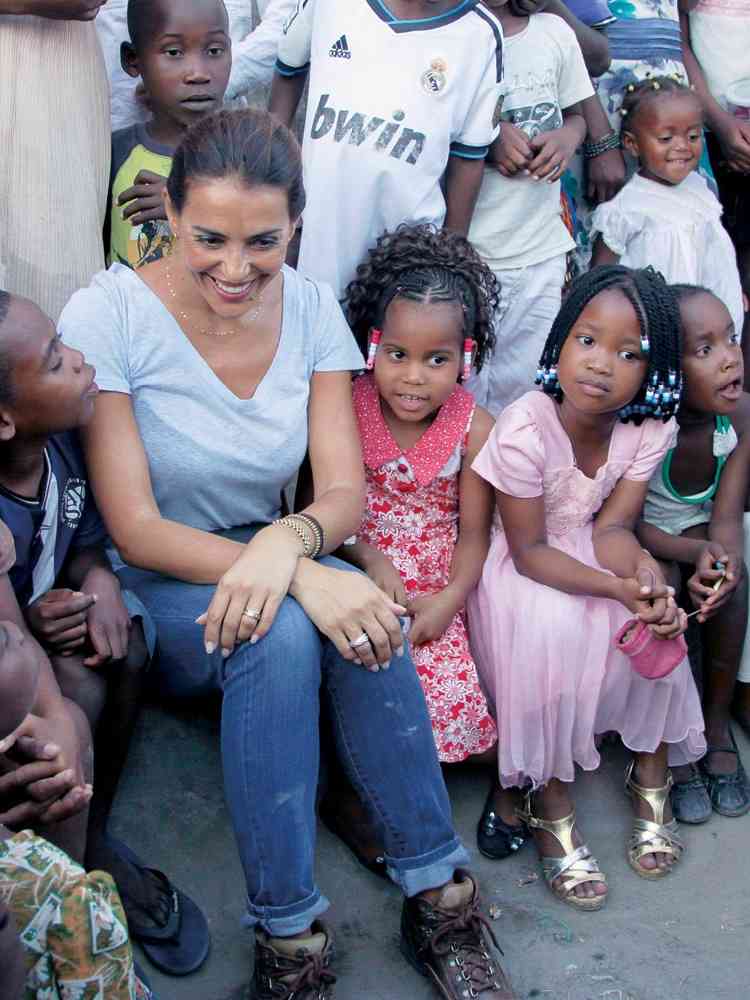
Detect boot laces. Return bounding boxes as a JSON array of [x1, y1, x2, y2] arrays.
[[430, 897, 506, 995]]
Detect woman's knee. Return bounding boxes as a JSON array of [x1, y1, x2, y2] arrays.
[[227, 597, 322, 683]]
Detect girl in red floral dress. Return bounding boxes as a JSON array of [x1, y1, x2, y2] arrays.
[[340, 225, 527, 853]]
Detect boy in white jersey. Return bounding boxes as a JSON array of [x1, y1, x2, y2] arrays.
[[270, 0, 503, 299], [467, 0, 592, 416]]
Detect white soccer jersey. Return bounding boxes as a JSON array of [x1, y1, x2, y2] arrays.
[[277, 0, 503, 298]]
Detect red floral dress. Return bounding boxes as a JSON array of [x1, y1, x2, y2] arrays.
[[353, 374, 497, 762]]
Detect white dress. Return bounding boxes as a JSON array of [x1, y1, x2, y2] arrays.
[[591, 172, 745, 338]]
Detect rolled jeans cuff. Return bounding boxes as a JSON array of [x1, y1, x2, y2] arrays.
[[386, 839, 470, 898], [242, 888, 330, 938]]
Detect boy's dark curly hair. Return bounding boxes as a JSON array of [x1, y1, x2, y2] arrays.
[[344, 223, 499, 376]]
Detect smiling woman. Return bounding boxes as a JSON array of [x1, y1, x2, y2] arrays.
[[56, 109, 492, 999]]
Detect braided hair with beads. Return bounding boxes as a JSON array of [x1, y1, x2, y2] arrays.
[[344, 223, 499, 379], [619, 74, 691, 130], [536, 265, 683, 424]]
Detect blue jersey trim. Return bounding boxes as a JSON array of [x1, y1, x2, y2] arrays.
[[450, 142, 489, 160], [275, 58, 310, 77], [364, 0, 481, 32]]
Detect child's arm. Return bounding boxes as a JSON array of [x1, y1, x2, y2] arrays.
[[408, 407, 494, 646], [226, 0, 298, 101], [267, 0, 314, 128], [444, 156, 485, 236], [502, 479, 680, 630], [544, 0, 611, 77], [334, 541, 408, 606], [591, 233, 620, 266], [60, 545, 131, 667], [581, 94, 627, 204], [679, 3, 750, 173]]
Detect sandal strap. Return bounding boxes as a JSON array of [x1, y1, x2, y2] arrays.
[[630, 817, 684, 858], [517, 794, 578, 857], [541, 844, 601, 883], [625, 761, 672, 827]]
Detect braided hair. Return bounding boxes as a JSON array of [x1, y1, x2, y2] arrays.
[[536, 265, 683, 424], [344, 223, 499, 376], [619, 74, 695, 134]]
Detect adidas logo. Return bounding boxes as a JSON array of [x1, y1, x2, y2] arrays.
[[329, 34, 351, 59]]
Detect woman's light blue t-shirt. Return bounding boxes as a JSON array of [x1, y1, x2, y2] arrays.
[[59, 263, 364, 532]]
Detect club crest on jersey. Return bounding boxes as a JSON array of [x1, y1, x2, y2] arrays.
[[421, 58, 447, 96], [61, 478, 86, 528], [311, 95, 426, 165]]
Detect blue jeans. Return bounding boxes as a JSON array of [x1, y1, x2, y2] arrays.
[[116, 545, 468, 936]]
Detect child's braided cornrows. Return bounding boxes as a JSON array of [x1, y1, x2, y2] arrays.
[[536, 265, 683, 424], [619, 74, 692, 130], [344, 223, 499, 376]]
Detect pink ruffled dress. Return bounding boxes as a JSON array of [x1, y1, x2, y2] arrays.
[[467, 391, 706, 789], [353, 374, 497, 763]]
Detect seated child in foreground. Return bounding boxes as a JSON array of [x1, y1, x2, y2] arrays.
[[639, 284, 750, 823], [0, 289, 209, 975]]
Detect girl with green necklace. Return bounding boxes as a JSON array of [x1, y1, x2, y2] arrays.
[[639, 284, 750, 825]]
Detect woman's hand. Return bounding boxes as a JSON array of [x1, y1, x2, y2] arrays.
[[586, 148, 627, 204], [687, 544, 740, 622], [291, 561, 406, 671], [197, 526, 302, 657], [408, 591, 459, 647]]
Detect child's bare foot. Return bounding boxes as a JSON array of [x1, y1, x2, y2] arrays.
[[524, 781, 607, 905]]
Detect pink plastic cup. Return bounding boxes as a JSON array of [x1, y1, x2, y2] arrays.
[[614, 619, 687, 680]]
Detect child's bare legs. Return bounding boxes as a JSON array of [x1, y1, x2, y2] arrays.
[[51, 625, 164, 923], [528, 780, 607, 900]]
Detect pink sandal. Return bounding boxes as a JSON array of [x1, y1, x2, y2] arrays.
[[614, 619, 687, 680]]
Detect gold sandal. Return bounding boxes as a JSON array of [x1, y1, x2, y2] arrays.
[[625, 761, 684, 879], [518, 791, 608, 912]]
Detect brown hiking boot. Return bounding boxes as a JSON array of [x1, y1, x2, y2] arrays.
[[252, 922, 336, 999], [400, 870, 516, 999]]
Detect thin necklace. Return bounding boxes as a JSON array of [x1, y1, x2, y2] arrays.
[[164, 261, 265, 337]]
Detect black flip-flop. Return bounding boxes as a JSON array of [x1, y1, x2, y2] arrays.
[[105, 835, 210, 976]]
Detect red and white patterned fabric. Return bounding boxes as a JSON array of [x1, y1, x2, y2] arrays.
[[353, 374, 497, 763]]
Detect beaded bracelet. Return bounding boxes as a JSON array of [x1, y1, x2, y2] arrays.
[[294, 512, 325, 558], [583, 130, 621, 159], [273, 515, 322, 559]]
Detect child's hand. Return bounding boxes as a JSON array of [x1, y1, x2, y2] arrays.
[[118, 169, 168, 226], [81, 570, 131, 667], [617, 567, 685, 637], [364, 552, 408, 607], [586, 148, 627, 204], [687, 544, 740, 622], [0, 714, 92, 827], [527, 126, 581, 183], [408, 592, 459, 647], [489, 122, 533, 177], [26, 589, 95, 655]]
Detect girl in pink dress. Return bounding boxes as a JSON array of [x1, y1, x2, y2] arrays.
[[342, 224, 502, 823], [468, 265, 706, 911]]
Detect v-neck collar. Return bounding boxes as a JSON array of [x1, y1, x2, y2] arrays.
[[354, 373, 474, 486], [364, 0, 480, 32], [126, 263, 288, 407]]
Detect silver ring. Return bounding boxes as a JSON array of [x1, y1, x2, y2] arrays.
[[243, 608, 261, 621], [349, 632, 371, 649]]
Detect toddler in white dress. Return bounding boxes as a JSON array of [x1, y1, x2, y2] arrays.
[[591, 76, 744, 338]]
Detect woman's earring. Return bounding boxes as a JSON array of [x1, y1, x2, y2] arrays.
[[366, 329, 382, 370], [461, 339, 475, 382]]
